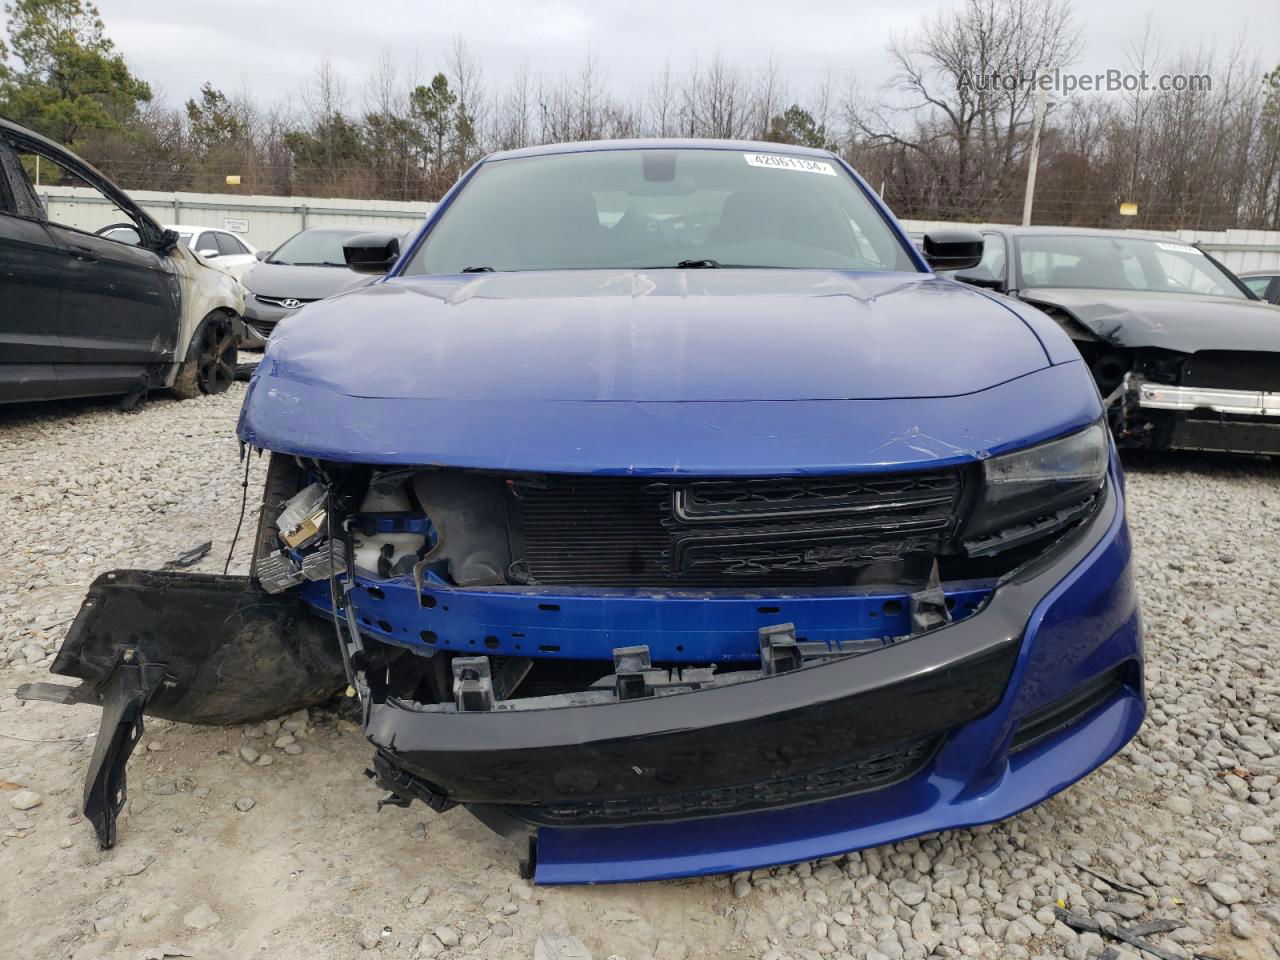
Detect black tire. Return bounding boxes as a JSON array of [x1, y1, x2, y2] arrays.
[[172, 315, 238, 399], [250, 452, 305, 583]]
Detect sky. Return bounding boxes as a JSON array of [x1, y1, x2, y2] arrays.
[[3, 0, 1276, 111]]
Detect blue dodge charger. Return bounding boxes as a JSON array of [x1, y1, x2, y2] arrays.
[[32, 140, 1143, 883]]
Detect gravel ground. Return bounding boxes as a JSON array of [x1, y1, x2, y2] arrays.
[[0, 386, 1277, 960]]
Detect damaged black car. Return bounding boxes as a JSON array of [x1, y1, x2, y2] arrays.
[[950, 226, 1280, 456]]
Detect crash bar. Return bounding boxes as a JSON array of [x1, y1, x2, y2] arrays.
[[1138, 383, 1280, 417]]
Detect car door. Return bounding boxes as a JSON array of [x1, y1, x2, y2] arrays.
[[0, 134, 66, 402], [8, 133, 181, 398]]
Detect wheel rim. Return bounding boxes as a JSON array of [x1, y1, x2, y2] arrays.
[[196, 324, 237, 395]]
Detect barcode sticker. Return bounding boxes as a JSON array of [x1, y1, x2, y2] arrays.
[[744, 153, 837, 176]]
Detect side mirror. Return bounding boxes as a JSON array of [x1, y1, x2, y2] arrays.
[[157, 228, 181, 255], [922, 230, 984, 272], [197, 248, 219, 259], [255, 249, 270, 261], [344, 233, 402, 274]]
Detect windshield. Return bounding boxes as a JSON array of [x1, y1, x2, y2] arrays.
[[270, 229, 362, 266], [403, 148, 918, 275], [1018, 234, 1247, 299]]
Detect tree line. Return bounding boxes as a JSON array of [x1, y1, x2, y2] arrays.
[[2, 0, 1278, 230]]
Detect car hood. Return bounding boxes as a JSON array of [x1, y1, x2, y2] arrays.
[[242, 262, 367, 300], [1019, 287, 1280, 353], [262, 269, 1051, 402]]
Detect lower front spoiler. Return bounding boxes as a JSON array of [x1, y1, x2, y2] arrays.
[[527, 684, 1143, 883]]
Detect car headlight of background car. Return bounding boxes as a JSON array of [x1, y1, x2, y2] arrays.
[[962, 421, 1109, 556]]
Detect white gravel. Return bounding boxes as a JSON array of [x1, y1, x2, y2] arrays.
[[0, 387, 1277, 960]]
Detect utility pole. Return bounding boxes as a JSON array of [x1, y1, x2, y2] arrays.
[[1022, 70, 1050, 227]]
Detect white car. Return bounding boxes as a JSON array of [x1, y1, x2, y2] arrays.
[[98, 223, 260, 279]]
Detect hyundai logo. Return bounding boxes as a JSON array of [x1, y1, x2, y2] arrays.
[[282, 298, 302, 309]]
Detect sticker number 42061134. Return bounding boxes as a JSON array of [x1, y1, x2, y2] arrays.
[[744, 153, 837, 176]]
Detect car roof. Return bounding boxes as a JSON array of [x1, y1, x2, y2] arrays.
[[486, 138, 839, 163], [989, 225, 1198, 245], [292, 226, 366, 235]]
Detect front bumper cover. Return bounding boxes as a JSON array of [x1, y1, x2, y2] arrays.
[[23, 474, 1140, 882], [363, 475, 1142, 880]]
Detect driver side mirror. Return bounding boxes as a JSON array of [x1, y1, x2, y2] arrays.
[[921, 230, 984, 271], [157, 228, 181, 255], [197, 248, 219, 259], [255, 249, 270, 261], [344, 233, 402, 275]]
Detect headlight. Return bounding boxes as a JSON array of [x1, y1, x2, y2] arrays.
[[963, 422, 1108, 553]]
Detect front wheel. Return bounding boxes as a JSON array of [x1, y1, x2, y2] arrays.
[[172, 315, 238, 399]]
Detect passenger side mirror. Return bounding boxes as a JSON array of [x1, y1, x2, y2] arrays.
[[255, 249, 270, 261], [344, 233, 402, 275], [922, 231, 984, 272], [197, 248, 219, 259]]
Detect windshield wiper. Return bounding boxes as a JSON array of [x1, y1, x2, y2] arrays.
[[677, 259, 721, 269], [462, 265, 495, 273]]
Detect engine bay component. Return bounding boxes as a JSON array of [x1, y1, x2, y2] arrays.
[[256, 549, 304, 594], [276, 482, 329, 549], [300, 547, 346, 582]]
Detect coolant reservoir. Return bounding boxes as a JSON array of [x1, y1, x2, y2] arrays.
[[352, 485, 426, 575]]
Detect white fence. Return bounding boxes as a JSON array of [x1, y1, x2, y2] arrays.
[[37, 184, 437, 251], [35, 184, 1280, 273]]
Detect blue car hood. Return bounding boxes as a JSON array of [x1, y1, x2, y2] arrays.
[[241, 269, 1098, 474], [260, 270, 1049, 401]]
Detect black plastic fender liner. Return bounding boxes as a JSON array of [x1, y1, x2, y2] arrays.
[[32, 569, 347, 725]]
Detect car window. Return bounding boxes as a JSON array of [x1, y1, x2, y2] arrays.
[[215, 232, 245, 256], [0, 149, 16, 214], [269, 229, 363, 266], [977, 233, 1006, 279], [10, 143, 148, 243], [101, 225, 141, 245], [1242, 276, 1273, 297], [194, 232, 219, 254], [404, 148, 918, 275], [1017, 234, 1247, 299]]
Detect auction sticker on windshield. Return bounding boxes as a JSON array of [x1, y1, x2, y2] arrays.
[[744, 153, 837, 175]]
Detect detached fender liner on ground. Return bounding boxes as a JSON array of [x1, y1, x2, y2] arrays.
[[16, 570, 346, 848]]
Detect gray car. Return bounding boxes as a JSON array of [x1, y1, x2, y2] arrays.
[[946, 226, 1280, 455], [1238, 270, 1280, 304], [240, 227, 378, 346]]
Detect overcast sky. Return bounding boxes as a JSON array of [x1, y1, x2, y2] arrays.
[[4, 0, 1275, 110]]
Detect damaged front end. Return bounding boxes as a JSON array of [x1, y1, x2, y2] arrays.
[[1104, 349, 1280, 455], [24, 426, 1139, 882]]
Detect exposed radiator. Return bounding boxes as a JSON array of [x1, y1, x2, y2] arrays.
[[511, 471, 964, 587]]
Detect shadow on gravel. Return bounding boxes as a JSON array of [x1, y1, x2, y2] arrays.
[[1120, 448, 1278, 478], [0, 392, 190, 427]]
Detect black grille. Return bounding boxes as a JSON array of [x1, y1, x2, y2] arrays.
[[1182, 351, 1280, 392], [513, 470, 963, 587], [518, 736, 939, 825]]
